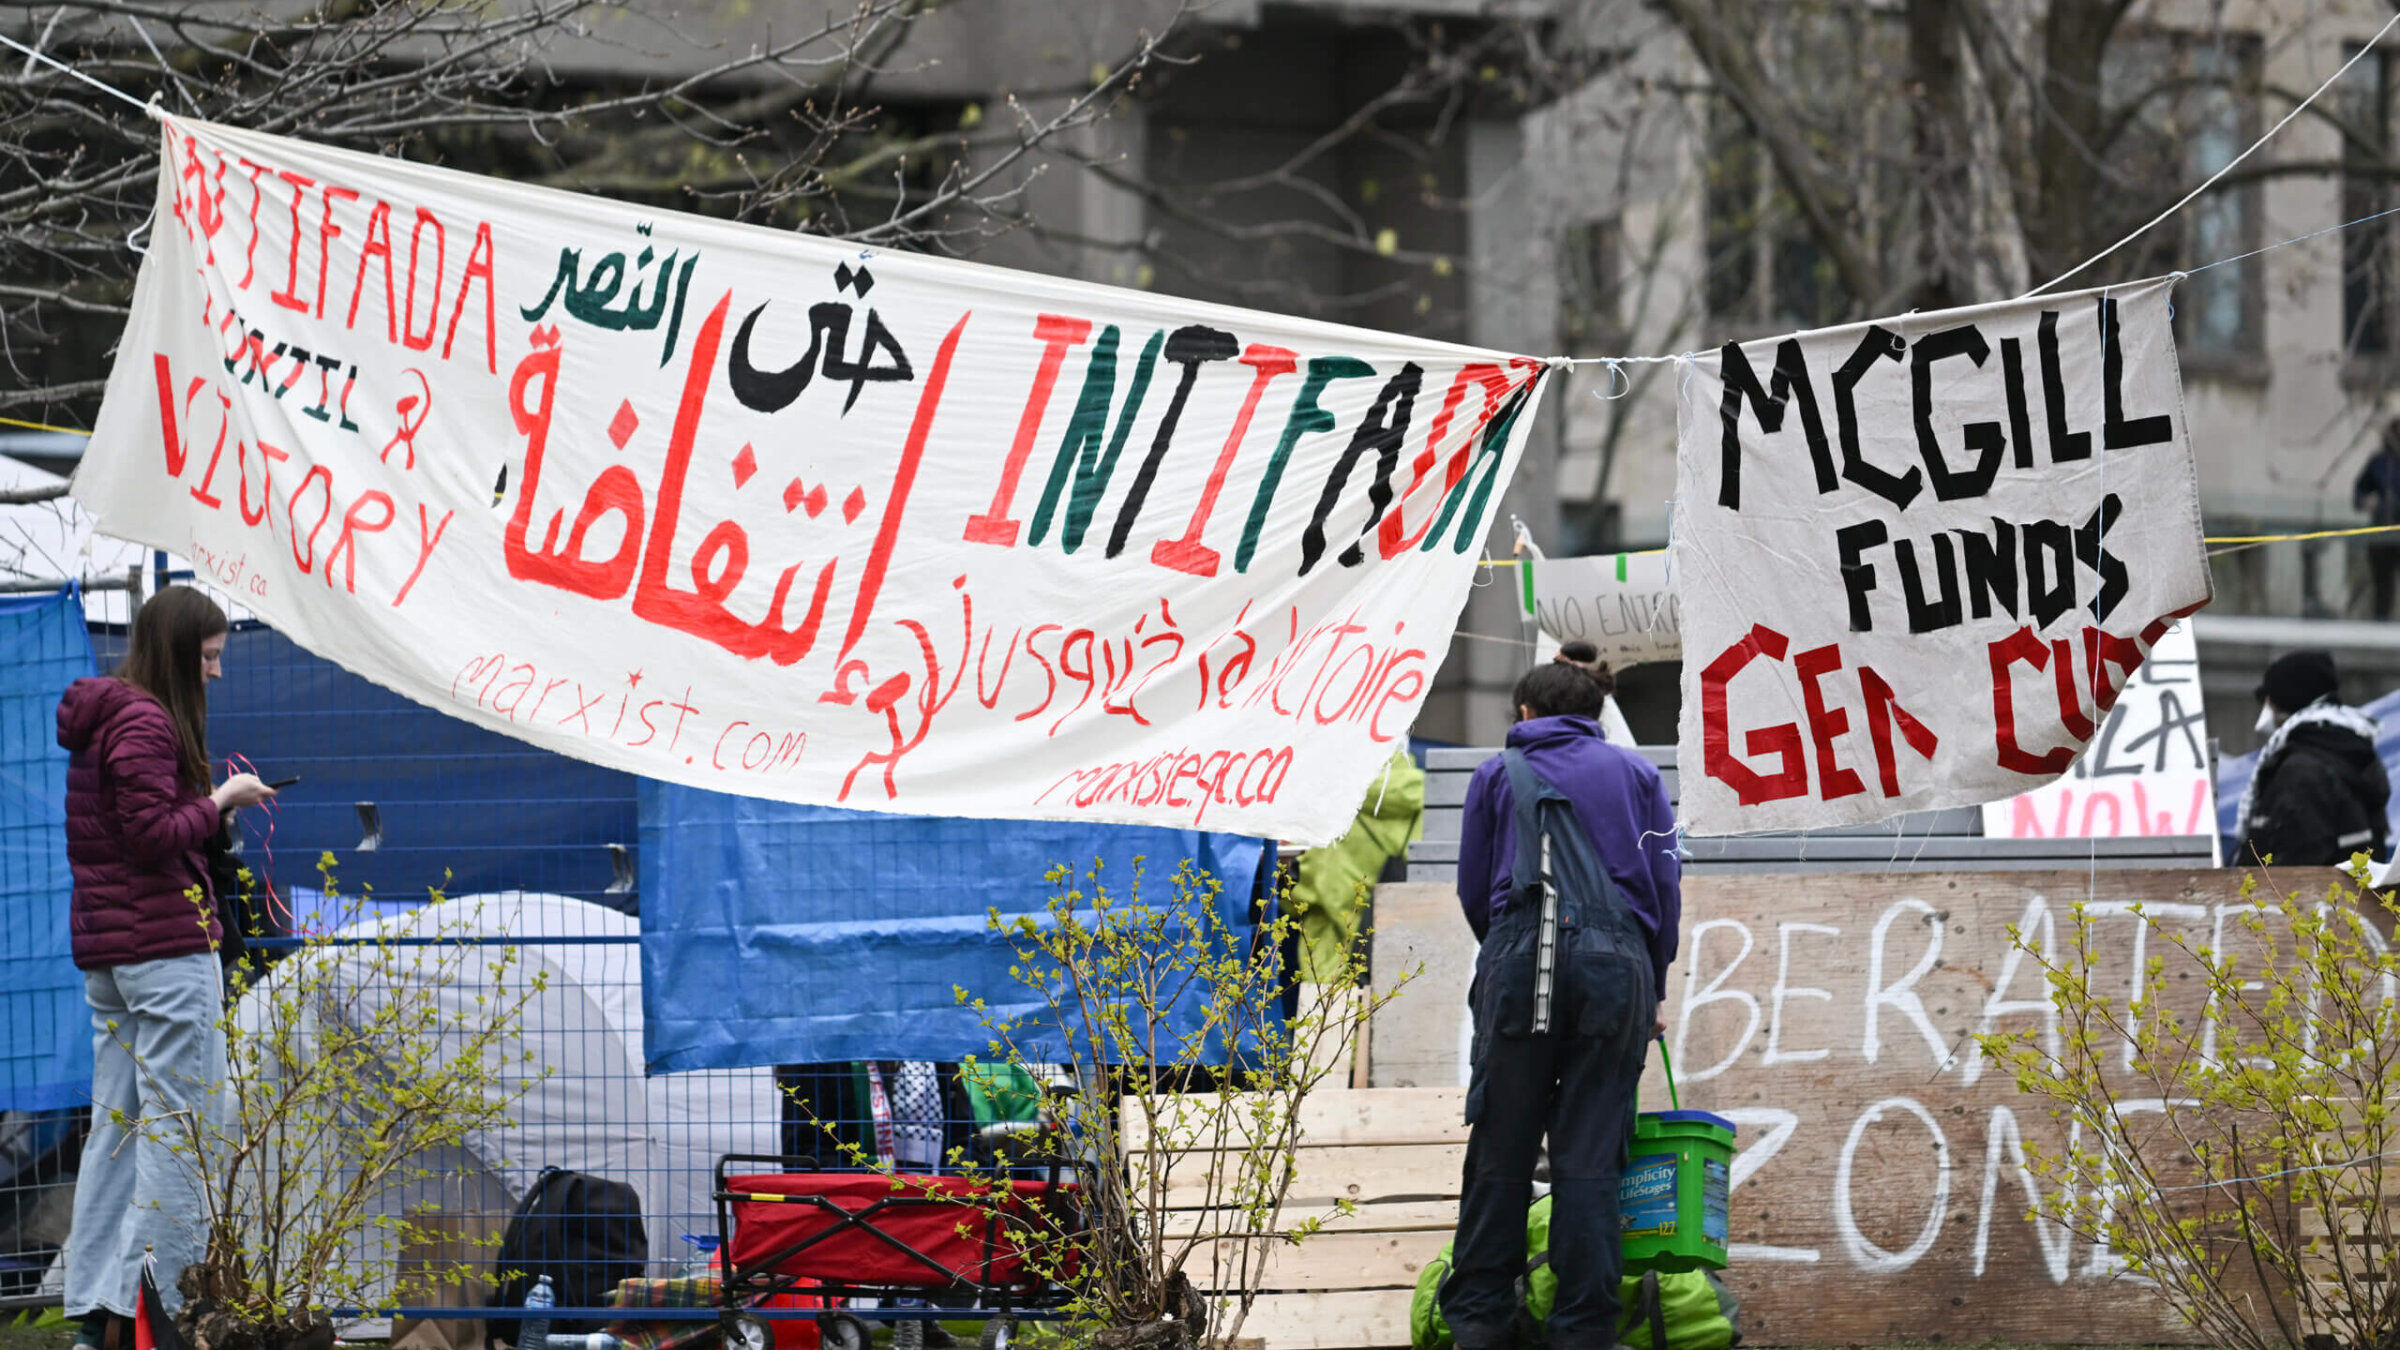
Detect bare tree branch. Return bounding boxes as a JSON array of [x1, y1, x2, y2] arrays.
[[1642, 0, 1884, 312], [0, 0, 1187, 422]]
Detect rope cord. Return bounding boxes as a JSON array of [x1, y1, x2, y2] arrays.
[[0, 31, 155, 112], [2023, 8, 2400, 298]]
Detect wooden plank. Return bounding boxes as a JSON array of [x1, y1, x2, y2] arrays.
[[1684, 836, 2213, 861], [1137, 1143, 1463, 1208], [1231, 1291, 1412, 1350], [1161, 1201, 1462, 1238], [1408, 835, 2213, 863], [1422, 774, 1472, 807], [1367, 884, 1471, 1089], [1423, 748, 1494, 771], [1119, 1088, 1466, 1152], [1176, 1230, 1447, 1293], [1359, 869, 2391, 1344]]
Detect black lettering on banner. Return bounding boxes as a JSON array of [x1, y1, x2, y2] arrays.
[[2073, 491, 2130, 619], [727, 299, 914, 415], [1716, 338, 1835, 511], [1302, 361, 1422, 574], [2120, 689, 2208, 773], [1910, 324, 2006, 501], [2024, 518, 2076, 628], [1107, 325, 1239, 559], [728, 301, 840, 412], [2000, 336, 2036, 470], [2037, 311, 2092, 463], [1833, 325, 1923, 508], [1836, 520, 1888, 633], [1896, 534, 1964, 634], [2100, 297, 2174, 450], [1958, 518, 2019, 620]]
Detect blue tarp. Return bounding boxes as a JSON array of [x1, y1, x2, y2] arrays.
[[190, 625, 638, 907], [637, 781, 1268, 1072], [0, 588, 95, 1111]]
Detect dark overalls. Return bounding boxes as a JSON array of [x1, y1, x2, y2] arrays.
[[1439, 750, 1655, 1350]]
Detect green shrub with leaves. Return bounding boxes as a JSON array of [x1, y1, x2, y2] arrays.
[[1981, 866, 2400, 1350], [786, 858, 1404, 1350], [134, 856, 549, 1350]]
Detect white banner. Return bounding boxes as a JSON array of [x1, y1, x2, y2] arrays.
[[1525, 550, 1678, 667], [76, 117, 1551, 844], [1981, 619, 2215, 842], [1671, 280, 2210, 835]]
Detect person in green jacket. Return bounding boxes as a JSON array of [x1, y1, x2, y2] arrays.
[[1289, 748, 1424, 983]]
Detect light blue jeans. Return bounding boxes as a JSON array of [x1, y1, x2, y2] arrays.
[[64, 953, 226, 1319]]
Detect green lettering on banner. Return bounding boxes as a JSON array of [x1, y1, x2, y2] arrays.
[[1028, 326, 1164, 552], [1420, 373, 1540, 555], [1236, 355, 1373, 573]]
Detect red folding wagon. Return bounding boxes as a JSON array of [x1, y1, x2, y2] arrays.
[[712, 1154, 1083, 1350]]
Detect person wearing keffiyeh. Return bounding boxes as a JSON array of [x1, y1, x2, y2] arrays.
[[2235, 649, 2391, 869]]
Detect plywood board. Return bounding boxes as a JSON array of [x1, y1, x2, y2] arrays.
[[1121, 1088, 1465, 1152], [1362, 867, 2367, 1345], [1230, 1292, 1412, 1350], [1139, 1142, 1466, 1208], [1161, 1201, 1463, 1239], [1175, 1230, 1448, 1293]]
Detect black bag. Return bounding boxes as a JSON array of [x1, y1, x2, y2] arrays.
[[487, 1167, 648, 1341], [198, 814, 289, 987]]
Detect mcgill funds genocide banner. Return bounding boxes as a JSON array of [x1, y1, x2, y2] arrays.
[[76, 116, 1550, 845], [1672, 280, 2210, 835]]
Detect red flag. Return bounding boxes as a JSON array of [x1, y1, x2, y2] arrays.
[[134, 1259, 194, 1350]]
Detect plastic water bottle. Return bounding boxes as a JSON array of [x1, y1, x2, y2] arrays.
[[519, 1274, 555, 1350], [678, 1233, 722, 1280]]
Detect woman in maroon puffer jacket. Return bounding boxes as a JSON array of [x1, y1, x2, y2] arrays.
[[56, 586, 274, 1350]]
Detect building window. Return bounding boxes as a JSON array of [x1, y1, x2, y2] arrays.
[[1698, 7, 1907, 333], [1558, 217, 1626, 358], [1703, 99, 1855, 332], [2101, 32, 2262, 362], [2342, 45, 2393, 358], [2178, 45, 2256, 359]]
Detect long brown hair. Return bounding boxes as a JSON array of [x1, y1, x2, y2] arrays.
[[114, 585, 227, 791]]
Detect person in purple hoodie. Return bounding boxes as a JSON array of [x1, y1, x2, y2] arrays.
[[1439, 653, 1679, 1350], [55, 586, 275, 1349]]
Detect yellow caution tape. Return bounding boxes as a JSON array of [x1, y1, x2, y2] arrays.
[[0, 414, 92, 436], [11, 405, 2396, 560], [1480, 525, 2400, 565]]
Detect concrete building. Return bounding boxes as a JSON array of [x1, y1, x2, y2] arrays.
[[1495, 0, 2400, 753], [543, 0, 1584, 747], [849, 0, 2400, 754], [62, 0, 2384, 752]]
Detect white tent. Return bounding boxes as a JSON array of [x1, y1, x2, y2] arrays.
[[231, 892, 779, 1308]]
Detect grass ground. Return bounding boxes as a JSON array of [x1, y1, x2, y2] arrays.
[[0, 1316, 2203, 1350], [0, 1311, 75, 1350]]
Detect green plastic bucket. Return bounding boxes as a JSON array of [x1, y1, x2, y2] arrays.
[[1620, 1042, 1734, 1274]]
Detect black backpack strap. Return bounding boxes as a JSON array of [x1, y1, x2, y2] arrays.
[[1500, 748, 1547, 903], [1643, 1269, 1667, 1350]]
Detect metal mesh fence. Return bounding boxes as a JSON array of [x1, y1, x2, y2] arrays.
[[5, 597, 1037, 1336], [1, 589, 96, 1304]]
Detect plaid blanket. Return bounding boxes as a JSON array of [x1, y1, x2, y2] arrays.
[[605, 1276, 724, 1350]]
